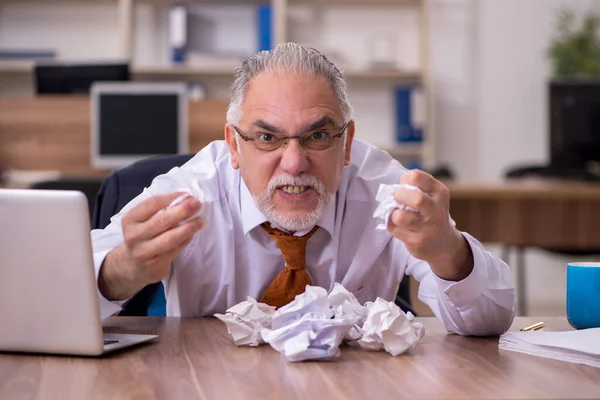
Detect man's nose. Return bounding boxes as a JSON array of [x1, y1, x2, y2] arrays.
[[279, 139, 309, 176]]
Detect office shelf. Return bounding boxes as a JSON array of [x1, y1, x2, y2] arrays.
[[132, 65, 236, 77], [289, 0, 422, 6], [132, 64, 422, 82], [0, 60, 34, 73], [0, 0, 435, 167]]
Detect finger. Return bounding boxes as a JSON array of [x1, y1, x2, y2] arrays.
[[393, 186, 434, 215], [129, 217, 204, 262], [389, 208, 421, 231], [399, 170, 438, 194], [126, 192, 190, 223], [130, 196, 202, 242], [144, 235, 196, 281]]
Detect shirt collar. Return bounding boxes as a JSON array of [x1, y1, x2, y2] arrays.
[[240, 177, 336, 238]]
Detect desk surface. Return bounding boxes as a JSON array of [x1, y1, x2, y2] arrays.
[[446, 180, 600, 250], [1, 317, 598, 399], [447, 179, 600, 199]]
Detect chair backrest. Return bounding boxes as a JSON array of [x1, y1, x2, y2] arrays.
[[92, 153, 195, 316], [92, 154, 195, 231], [30, 178, 104, 222]]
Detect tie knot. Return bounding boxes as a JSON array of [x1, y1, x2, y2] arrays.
[[261, 223, 318, 270]]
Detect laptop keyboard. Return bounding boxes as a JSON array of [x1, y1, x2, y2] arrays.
[[103, 339, 119, 345]]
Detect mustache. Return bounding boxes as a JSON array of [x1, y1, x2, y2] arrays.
[[267, 174, 324, 194]]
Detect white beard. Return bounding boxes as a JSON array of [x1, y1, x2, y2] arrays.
[[254, 173, 333, 232]]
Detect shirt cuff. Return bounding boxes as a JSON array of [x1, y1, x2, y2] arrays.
[[432, 232, 490, 308], [93, 249, 123, 321]]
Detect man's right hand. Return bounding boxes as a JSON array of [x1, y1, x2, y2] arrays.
[[98, 192, 204, 301]]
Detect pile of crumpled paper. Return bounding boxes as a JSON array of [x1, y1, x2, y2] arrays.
[[215, 284, 425, 362]]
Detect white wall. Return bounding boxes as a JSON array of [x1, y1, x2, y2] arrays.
[[471, 0, 600, 179], [430, 0, 479, 179]]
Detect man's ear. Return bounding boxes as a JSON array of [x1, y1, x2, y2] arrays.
[[224, 123, 240, 170], [344, 120, 355, 166]]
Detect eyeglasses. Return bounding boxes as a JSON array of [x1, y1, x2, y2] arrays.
[[233, 122, 349, 152]]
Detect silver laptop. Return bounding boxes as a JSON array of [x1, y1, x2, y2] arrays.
[[0, 189, 157, 356]]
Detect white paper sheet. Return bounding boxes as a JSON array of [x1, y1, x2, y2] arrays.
[[499, 328, 600, 368]]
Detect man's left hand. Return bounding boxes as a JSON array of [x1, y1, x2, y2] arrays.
[[387, 169, 474, 281]]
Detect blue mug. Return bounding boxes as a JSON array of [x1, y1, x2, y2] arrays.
[[566, 262, 600, 329]]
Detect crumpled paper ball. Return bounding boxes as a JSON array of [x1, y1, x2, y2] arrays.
[[373, 183, 422, 230], [215, 283, 425, 361], [214, 297, 276, 346], [358, 298, 425, 356]]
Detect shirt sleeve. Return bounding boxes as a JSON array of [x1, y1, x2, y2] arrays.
[[90, 163, 206, 319], [405, 232, 516, 336], [91, 188, 154, 320]]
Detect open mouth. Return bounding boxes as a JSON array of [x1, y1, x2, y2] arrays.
[[279, 185, 310, 195]]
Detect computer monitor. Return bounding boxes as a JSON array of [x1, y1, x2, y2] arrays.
[[550, 80, 600, 169], [91, 82, 188, 169], [35, 62, 130, 94]]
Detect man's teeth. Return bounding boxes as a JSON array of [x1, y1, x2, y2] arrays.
[[281, 185, 308, 194]]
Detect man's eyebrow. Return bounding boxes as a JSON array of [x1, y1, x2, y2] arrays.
[[249, 120, 285, 134], [300, 116, 336, 134], [249, 116, 337, 135]]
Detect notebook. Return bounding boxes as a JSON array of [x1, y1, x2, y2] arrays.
[[0, 189, 157, 356]]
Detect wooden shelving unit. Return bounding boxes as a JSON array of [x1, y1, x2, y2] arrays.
[[0, 0, 435, 167]]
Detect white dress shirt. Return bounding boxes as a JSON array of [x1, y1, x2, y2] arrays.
[[92, 139, 516, 335]]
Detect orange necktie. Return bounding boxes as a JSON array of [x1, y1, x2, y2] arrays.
[[261, 223, 319, 308]]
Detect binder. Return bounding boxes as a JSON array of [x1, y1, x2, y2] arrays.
[[257, 4, 272, 52], [395, 85, 424, 143], [169, 4, 188, 64]]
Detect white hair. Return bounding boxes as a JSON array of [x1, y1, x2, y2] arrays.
[[226, 42, 354, 125]]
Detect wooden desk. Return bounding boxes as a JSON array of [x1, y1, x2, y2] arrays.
[[1, 317, 598, 399], [448, 180, 600, 250], [447, 180, 600, 316]]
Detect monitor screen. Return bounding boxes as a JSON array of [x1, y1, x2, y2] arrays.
[[91, 83, 188, 169], [35, 62, 129, 94], [550, 81, 600, 169]]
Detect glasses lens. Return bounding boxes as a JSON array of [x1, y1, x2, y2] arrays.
[[304, 134, 334, 151], [253, 136, 282, 151]]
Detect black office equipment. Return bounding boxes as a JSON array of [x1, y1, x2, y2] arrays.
[[550, 79, 600, 170], [34, 62, 130, 94], [507, 80, 600, 182], [91, 82, 188, 169]]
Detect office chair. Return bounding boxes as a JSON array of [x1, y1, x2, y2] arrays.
[[30, 178, 104, 221], [92, 153, 415, 316], [92, 153, 195, 316]]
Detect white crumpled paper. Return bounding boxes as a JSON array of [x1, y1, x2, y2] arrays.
[[214, 297, 276, 346], [215, 283, 425, 361], [165, 192, 209, 226], [373, 183, 422, 230], [358, 298, 425, 356], [261, 286, 360, 362]]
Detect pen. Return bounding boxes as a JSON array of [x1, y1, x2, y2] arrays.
[[520, 321, 545, 332]]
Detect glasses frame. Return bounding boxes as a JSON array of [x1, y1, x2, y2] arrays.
[[233, 121, 350, 152]]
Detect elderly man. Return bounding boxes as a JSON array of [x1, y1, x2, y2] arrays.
[[93, 43, 515, 336]]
